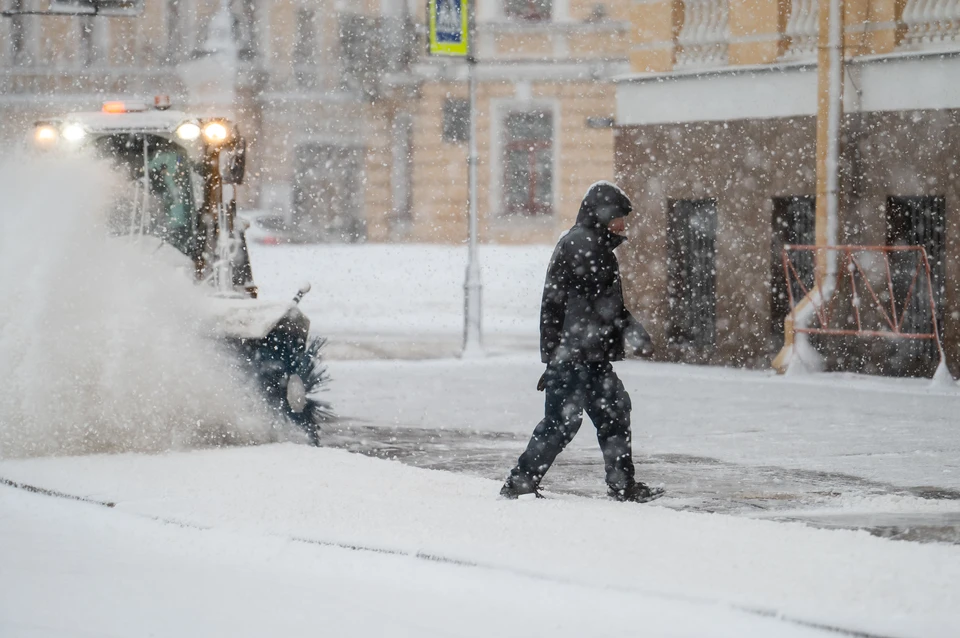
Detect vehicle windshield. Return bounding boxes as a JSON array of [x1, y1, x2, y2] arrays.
[[95, 134, 199, 259]]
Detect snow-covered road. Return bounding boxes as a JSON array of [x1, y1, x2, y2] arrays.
[[323, 355, 960, 492], [3, 445, 959, 638]]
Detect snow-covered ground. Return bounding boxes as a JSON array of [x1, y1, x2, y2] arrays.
[[3, 446, 959, 638], [250, 243, 549, 356], [3, 240, 960, 637]]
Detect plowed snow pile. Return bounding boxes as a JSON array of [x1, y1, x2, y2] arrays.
[[0, 155, 278, 458]]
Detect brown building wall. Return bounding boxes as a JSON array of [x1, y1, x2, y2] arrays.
[[615, 109, 960, 374]]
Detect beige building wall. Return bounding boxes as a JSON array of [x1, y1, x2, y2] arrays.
[[396, 0, 632, 244], [405, 79, 617, 244], [627, 0, 917, 74], [1, 0, 630, 245]]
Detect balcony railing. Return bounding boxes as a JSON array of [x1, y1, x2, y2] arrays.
[[782, 0, 818, 60], [900, 0, 960, 50], [676, 0, 730, 68]]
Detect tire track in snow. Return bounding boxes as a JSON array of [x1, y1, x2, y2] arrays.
[[0, 476, 899, 638]]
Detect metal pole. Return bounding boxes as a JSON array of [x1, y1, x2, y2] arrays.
[[815, 0, 843, 285], [462, 0, 483, 356]]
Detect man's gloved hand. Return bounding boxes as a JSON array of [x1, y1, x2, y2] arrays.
[[537, 371, 547, 392], [624, 321, 654, 358]]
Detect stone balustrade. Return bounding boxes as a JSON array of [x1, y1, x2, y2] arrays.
[[900, 0, 960, 50], [676, 0, 730, 68], [783, 0, 819, 60]]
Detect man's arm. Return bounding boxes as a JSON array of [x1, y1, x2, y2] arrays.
[[616, 270, 654, 358], [540, 242, 569, 364]]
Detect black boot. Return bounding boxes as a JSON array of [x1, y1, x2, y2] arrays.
[[607, 480, 664, 503], [499, 472, 543, 499]]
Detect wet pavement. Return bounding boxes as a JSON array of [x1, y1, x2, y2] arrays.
[[322, 421, 960, 545]]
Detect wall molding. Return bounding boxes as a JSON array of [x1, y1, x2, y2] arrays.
[[616, 52, 960, 125]]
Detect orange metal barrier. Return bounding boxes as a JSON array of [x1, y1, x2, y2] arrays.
[[781, 245, 945, 360]]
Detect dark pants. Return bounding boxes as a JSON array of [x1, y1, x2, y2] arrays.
[[510, 362, 635, 490]]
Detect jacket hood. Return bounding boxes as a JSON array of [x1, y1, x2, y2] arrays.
[[575, 181, 633, 228]]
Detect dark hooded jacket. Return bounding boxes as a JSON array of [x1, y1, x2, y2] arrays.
[[540, 182, 648, 364]]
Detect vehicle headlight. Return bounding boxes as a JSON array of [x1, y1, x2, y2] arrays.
[[176, 122, 201, 141], [61, 123, 86, 142], [201, 121, 229, 144], [34, 125, 58, 144]]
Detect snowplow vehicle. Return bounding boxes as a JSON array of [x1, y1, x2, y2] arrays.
[[30, 98, 330, 443]]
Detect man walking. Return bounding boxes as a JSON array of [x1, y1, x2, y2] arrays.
[[500, 181, 664, 503]]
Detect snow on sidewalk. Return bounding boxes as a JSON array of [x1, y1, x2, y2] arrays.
[[250, 243, 549, 338], [2, 444, 959, 638], [325, 354, 960, 491], [0, 486, 827, 638]]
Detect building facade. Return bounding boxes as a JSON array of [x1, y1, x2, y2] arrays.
[[614, 0, 960, 375], [0, 0, 400, 243], [400, 0, 632, 243], [0, 0, 633, 244]]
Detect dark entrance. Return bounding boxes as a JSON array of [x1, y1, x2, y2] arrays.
[[292, 144, 365, 242], [885, 196, 946, 376], [770, 196, 816, 340], [667, 198, 718, 353]]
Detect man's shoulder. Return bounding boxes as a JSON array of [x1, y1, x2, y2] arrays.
[[555, 225, 604, 256], [556, 225, 593, 248]]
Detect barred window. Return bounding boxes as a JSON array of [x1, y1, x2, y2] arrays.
[[502, 111, 553, 216], [667, 199, 717, 348], [770, 196, 815, 337]]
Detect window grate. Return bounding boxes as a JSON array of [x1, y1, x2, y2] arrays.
[[770, 196, 815, 337], [667, 199, 718, 349], [886, 195, 946, 371]]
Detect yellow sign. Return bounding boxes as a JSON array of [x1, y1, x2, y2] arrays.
[[428, 0, 469, 57]]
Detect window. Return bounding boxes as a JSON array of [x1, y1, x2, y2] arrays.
[[294, 9, 316, 63], [293, 144, 366, 242], [94, 136, 198, 259], [886, 196, 946, 374], [8, 0, 27, 66], [502, 110, 553, 216], [667, 199, 717, 348], [236, 0, 258, 60], [504, 0, 552, 21], [442, 98, 469, 144], [770, 196, 815, 337], [339, 13, 383, 96], [50, 1, 142, 15], [391, 112, 413, 226], [79, 15, 95, 66], [294, 9, 318, 88]]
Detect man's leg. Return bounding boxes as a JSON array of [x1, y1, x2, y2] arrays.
[[503, 364, 586, 495], [583, 363, 635, 491]]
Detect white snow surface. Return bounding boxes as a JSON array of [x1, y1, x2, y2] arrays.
[[250, 242, 550, 339], [2, 444, 958, 638], [324, 355, 960, 491]]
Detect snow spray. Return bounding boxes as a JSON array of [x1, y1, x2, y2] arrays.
[[0, 154, 284, 458]]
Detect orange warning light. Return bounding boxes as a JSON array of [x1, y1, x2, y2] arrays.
[[102, 101, 128, 114]]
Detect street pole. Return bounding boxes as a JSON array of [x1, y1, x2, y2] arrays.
[[462, 0, 483, 357]]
